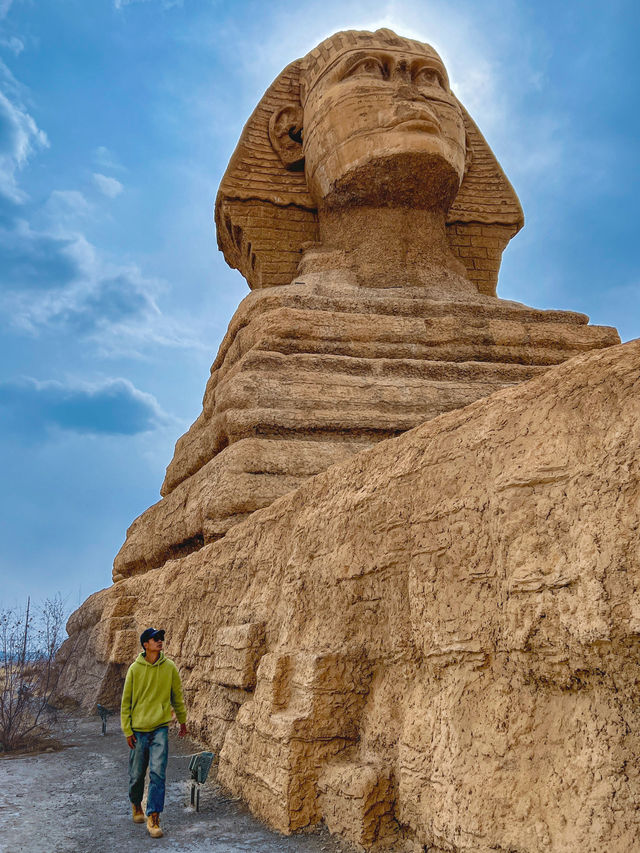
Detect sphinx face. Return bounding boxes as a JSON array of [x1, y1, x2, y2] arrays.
[[302, 44, 466, 209]]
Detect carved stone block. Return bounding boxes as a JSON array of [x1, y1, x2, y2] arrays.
[[212, 622, 265, 689], [318, 762, 397, 848]]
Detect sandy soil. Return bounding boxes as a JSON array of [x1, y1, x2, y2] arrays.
[[0, 713, 351, 853]]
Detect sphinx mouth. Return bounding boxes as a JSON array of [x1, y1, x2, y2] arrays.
[[391, 117, 441, 134], [386, 105, 442, 135]]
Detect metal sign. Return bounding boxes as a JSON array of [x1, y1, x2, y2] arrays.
[[188, 752, 215, 811], [96, 703, 114, 736]]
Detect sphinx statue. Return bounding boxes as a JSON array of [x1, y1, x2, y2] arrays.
[[110, 29, 618, 582], [56, 28, 638, 853]]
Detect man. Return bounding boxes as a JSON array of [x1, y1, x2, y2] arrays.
[[120, 627, 187, 839]]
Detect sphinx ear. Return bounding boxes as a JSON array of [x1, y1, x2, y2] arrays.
[[269, 105, 305, 171], [464, 127, 473, 175]]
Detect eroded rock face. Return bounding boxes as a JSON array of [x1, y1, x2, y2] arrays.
[[58, 341, 640, 851], [111, 27, 618, 582]]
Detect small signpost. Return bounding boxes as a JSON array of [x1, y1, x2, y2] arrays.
[[96, 703, 114, 735], [188, 752, 214, 812]]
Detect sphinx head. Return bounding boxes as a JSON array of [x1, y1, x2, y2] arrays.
[[216, 28, 523, 293], [270, 29, 467, 212]]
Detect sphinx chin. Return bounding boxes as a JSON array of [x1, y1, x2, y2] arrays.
[[318, 151, 463, 212]]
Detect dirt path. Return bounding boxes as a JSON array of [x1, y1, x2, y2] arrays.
[[0, 713, 351, 853]]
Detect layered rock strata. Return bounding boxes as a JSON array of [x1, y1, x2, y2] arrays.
[[58, 340, 640, 852], [113, 277, 618, 581]]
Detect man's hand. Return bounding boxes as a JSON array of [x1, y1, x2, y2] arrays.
[[178, 723, 187, 738], [127, 734, 137, 749]]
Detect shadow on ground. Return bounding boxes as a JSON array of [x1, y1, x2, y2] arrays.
[[0, 713, 351, 853]]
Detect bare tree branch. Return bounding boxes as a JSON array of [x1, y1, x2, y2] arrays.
[[0, 594, 77, 752]]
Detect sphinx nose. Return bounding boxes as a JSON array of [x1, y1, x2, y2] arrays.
[[395, 82, 420, 101]]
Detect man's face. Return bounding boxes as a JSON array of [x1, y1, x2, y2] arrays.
[[303, 44, 466, 206], [145, 636, 164, 654]]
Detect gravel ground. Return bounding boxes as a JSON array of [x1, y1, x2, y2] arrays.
[[0, 713, 351, 853]]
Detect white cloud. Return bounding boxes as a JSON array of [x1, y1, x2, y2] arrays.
[[0, 216, 205, 358], [93, 173, 124, 198], [0, 56, 22, 97], [0, 0, 13, 21], [0, 87, 48, 202], [0, 35, 24, 55], [0, 219, 81, 290], [94, 145, 124, 172], [27, 189, 94, 235], [0, 375, 170, 439], [46, 189, 93, 219], [0, 48, 200, 357], [114, 0, 183, 9]]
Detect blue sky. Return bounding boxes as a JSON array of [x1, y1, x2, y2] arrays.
[[0, 0, 638, 608]]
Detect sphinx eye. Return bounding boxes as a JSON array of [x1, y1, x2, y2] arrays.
[[344, 57, 386, 80], [413, 66, 446, 89]]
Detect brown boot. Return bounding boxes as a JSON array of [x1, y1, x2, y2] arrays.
[[131, 802, 145, 823], [147, 812, 163, 838]]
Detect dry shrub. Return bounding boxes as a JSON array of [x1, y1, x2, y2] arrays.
[[0, 595, 73, 752]]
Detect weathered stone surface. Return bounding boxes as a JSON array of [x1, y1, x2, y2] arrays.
[[212, 622, 266, 690], [318, 761, 397, 848], [58, 340, 640, 851]]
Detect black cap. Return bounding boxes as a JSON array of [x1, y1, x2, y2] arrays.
[[140, 628, 165, 647]]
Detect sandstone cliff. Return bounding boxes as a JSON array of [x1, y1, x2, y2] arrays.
[[58, 339, 640, 853]]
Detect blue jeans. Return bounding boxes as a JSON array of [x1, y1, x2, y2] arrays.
[[128, 726, 169, 815]]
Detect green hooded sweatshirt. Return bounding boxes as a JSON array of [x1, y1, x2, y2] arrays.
[[120, 652, 187, 737]]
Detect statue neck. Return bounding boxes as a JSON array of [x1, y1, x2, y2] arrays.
[[304, 205, 474, 292]]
